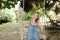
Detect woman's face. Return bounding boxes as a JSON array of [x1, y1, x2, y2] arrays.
[[32, 13, 39, 20]]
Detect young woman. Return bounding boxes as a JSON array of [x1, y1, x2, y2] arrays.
[[18, 11, 43, 40], [26, 12, 43, 40]]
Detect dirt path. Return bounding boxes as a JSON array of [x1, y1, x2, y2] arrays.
[[0, 23, 23, 40]]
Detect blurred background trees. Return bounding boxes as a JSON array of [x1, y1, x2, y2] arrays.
[[0, 0, 23, 9], [23, 0, 60, 29], [0, 0, 23, 24], [0, 0, 60, 26], [0, 0, 17, 9]]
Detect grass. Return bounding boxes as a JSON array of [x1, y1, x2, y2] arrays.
[[0, 22, 22, 31]]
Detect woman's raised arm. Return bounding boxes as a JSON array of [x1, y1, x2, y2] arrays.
[[17, 9, 30, 25], [19, 18, 30, 25]]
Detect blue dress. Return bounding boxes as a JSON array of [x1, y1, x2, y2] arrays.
[[26, 23, 40, 40]]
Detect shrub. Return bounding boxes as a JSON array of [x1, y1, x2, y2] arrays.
[[0, 8, 17, 24]]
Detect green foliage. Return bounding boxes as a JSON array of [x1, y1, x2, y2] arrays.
[[24, 0, 44, 12], [21, 12, 32, 20], [0, 0, 17, 9], [0, 8, 17, 23], [45, 0, 60, 10]]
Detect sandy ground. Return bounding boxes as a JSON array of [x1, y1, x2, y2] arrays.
[[0, 25, 23, 40]]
